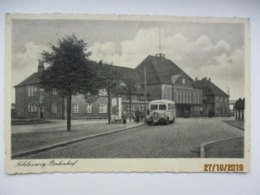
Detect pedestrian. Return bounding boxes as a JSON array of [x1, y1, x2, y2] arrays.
[[140, 112, 143, 122], [135, 109, 140, 123], [122, 113, 127, 128], [132, 112, 136, 122]]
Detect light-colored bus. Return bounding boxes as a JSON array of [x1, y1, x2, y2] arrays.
[[146, 100, 176, 125]]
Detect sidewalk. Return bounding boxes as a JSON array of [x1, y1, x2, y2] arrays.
[[12, 120, 145, 157], [222, 120, 244, 130], [201, 136, 244, 158], [12, 119, 107, 134]]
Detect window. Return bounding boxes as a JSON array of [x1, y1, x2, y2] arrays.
[[28, 87, 37, 97], [138, 105, 143, 112], [175, 91, 179, 103], [164, 86, 172, 100], [159, 104, 166, 110], [39, 95, 44, 103], [197, 91, 201, 104], [34, 105, 37, 112], [28, 87, 31, 96], [182, 90, 185, 103], [28, 104, 36, 112], [99, 104, 107, 113], [186, 90, 189, 103], [86, 104, 92, 113], [52, 88, 57, 95], [179, 90, 182, 103], [51, 103, 58, 113], [150, 104, 158, 110], [72, 103, 79, 113], [189, 90, 192, 103], [182, 78, 186, 84], [99, 89, 107, 96], [39, 88, 44, 92], [224, 97, 228, 102]]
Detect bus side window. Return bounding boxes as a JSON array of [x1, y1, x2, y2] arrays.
[[168, 103, 170, 110]]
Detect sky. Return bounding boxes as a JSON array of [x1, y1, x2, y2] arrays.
[[11, 17, 245, 102]]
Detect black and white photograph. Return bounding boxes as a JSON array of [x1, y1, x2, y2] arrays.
[[5, 14, 249, 173]]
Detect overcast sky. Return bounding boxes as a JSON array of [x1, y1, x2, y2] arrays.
[[11, 17, 245, 102]]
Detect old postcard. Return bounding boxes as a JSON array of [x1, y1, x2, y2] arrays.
[[5, 14, 250, 173]]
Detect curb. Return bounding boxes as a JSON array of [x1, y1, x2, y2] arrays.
[[222, 120, 244, 130], [12, 123, 145, 158], [200, 136, 244, 158]]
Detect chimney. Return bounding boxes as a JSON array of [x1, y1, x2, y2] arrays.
[[195, 77, 198, 81], [38, 60, 45, 73], [208, 77, 211, 82]]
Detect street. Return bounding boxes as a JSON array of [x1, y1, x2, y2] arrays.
[[20, 118, 244, 159]]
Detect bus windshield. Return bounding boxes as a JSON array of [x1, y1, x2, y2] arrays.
[[159, 104, 166, 110], [150, 105, 158, 110]]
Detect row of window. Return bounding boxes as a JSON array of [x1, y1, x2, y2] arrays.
[[174, 89, 202, 104], [27, 104, 37, 112], [28, 87, 38, 97], [216, 96, 228, 103], [28, 87, 111, 98], [125, 105, 144, 113], [27, 87, 57, 97], [27, 103, 108, 114], [72, 103, 107, 114], [121, 95, 145, 102]]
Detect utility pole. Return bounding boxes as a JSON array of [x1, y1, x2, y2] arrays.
[[159, 25, 161, 54], [144, 65, 147, 121]]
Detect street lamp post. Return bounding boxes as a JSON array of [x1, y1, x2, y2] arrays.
[[144, 65, 147, 121]]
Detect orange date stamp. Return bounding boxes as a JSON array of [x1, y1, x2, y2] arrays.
[[204, 164, 244, 172]]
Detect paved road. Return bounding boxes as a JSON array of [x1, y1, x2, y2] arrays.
[[22, 118, 244, 158]]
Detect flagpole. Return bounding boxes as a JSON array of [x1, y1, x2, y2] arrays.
[[144, 65, 147, 121]]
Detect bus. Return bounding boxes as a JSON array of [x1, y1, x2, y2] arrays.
[[146, 100, 176, 125]]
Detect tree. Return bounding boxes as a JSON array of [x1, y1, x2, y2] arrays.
[[123, 78, 136, 122], [40, 35, 99, 131], [96, 61, 121, 124]]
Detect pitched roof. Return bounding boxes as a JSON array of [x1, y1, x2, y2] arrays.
[[112, 65, 144, 95], [14, 65, 141, 88], [135, 55, 195, 85], [195, 79, 228, 97], [14, 72, 41, 87]]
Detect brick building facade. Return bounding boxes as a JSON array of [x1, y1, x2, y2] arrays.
[[194, 77, 229, 117], [136, 54, 203, 117], [14, 61, 147, 120], [14, 54, 229, 119]]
